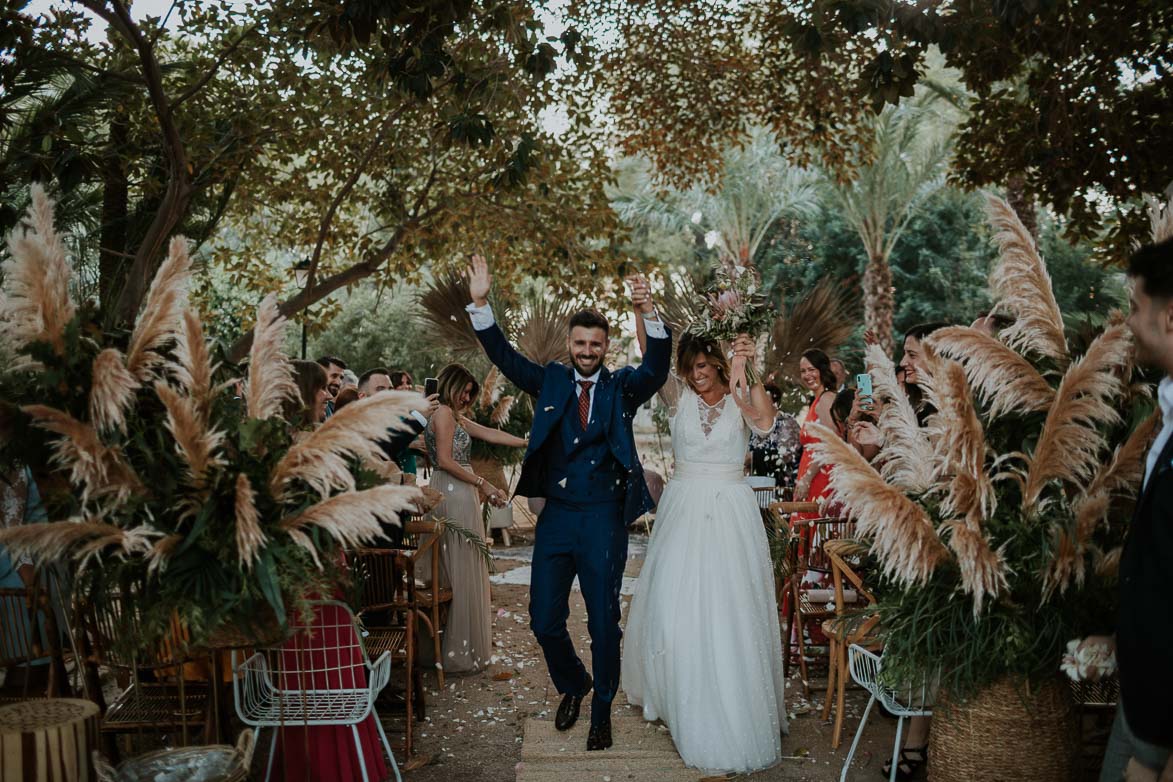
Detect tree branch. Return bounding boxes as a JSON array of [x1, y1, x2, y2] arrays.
[[81, 0, 193, 324], [304, 104, 409, 290], [170, 23, 260, 109]]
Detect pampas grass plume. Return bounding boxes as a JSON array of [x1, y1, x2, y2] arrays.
[[246, 294, 298, 421], [90, 348, 140, 433], [279, 484, 422, 567], [234, 473, 266, 570], [864, 343, 935, 494], [0, 184, 76, 360], [928, 327, 1054, 419], [126, 236, 192, 381]]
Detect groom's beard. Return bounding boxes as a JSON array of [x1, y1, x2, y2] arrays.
[[570, 354, 603, 376]]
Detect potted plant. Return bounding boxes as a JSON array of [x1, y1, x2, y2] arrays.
[[808, 195, 1164, 781], [0, 186, 424, 655]]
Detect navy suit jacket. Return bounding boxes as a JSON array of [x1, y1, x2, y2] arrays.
[[475, 322, 671, 525], [1116, 428, 1173, 746]]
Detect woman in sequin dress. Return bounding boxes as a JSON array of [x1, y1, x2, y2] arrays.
[[425, 363, 526, 673]]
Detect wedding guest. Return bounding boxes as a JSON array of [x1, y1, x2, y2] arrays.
[[340, 368, 359, 391], [1094, 237, 1173, 781], [898, 322, 947, 425], [316, 355, 348, 417], [749, 383, 802, 490], [793, 349, 838, 510], [423, 362, 525, 673], [284, 360, 332, 427], [829, 358, 849, 391], [389, 369, 420, 475], [332, 386, 359, 412]]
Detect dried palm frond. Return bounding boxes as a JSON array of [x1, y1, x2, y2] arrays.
[[657, 271, 703, 337], [940, 519, 1009, 615], [22, 404, 142, 505], [155, 383, 224, 486], [1147, 195, 1173, 244], [279, 484, 423, 567], [246, 294, 298, 421], [89, 348, 139, 433], [126, 236, 192, 381], [234, 473, 266, 570], [768, 279, 857, 383], [0, 184, 75, 360], [1022, 323, 1131, 509], [171, 309, 217, 419], [928, 326, 1054, 418], [986, 195, 1068, 363], [808, 422, 950, 585], [491, 395, 516, 426], [864, 343, 935, 494], [478, 367, 501, 409], [417, 272, 482, 358], [269, 391, 424, 499], [516, 295, 575, 366]]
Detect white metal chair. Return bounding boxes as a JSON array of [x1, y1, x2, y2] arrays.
[[233, 600, 401, 782], [840, 644, 934, 782]]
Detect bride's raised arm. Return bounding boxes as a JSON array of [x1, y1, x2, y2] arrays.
[[729, 334, 777, 434]]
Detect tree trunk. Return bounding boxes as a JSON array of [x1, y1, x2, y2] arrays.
[[863, 252, 895, 355], [1006, 173, 1038, 241], [99, 111, 129, 322]]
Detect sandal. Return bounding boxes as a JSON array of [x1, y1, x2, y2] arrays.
[[881, 746, 927, 780]]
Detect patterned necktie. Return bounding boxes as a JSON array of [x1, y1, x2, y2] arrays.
[[577, 380, 594, 430]]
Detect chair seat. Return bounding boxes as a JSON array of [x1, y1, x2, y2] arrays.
[[102, 682, 209, 730], [363, 627, 408, 659], [238, 685, 374, 726], [821, 617, 881, 646], [415, 587, 453, 607], [799, 591, 835, 620]]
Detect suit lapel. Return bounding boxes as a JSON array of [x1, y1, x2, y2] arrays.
[[526, 365, 575, 457], [1134, 423, 1173, 518]]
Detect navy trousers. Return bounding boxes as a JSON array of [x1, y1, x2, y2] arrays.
[[529, 500, 628, 726]]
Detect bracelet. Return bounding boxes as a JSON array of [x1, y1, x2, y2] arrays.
[[476, 476, 484, 488]]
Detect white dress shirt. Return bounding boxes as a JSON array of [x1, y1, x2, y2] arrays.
[[1144, 375, 1173, 490]]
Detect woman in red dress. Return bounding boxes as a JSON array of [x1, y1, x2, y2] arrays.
[[793, 349, 839, 526]]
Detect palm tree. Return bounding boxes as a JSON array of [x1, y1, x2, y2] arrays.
[[611, 128, 818, 274], [822, 90, 954, 354]]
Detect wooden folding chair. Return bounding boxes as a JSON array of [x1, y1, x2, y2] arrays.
[[820, 538, 880, 748], [402, 516, 453, 687], [0, 584, 67, 703], [351, 547, 420, 759], [78, 590, 211, 753], [769, 502, 855, 695]]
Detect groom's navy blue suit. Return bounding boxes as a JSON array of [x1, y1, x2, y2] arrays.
[[473, 317, 671, 725]]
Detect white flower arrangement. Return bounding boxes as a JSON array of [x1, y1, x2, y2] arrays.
[[1060, 638, 1116, 682]]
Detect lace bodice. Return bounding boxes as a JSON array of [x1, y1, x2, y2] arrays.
[[425, 418, 472, 465], [665, 377, 755, 467]]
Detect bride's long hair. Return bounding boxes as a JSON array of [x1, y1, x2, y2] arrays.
[[676, 334, 730, 391]]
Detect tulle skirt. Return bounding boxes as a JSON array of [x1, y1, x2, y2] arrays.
[[622, 463, 788, 773]]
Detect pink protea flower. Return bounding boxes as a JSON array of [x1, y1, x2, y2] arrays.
[[709, 289, 741, 320]]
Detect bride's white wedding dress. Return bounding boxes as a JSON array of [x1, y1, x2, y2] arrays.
[[622, 378, 788, 773]]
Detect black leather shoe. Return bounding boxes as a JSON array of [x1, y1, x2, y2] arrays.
[[586, 718, 612, 751], [554, 673, 592, 731]]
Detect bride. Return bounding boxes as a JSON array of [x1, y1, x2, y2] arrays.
[[624, 295, 788, 774]]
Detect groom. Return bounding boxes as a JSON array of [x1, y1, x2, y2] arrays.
[[466, 256, 671, 750]]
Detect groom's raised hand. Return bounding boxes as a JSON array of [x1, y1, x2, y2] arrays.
[[468, 254, 492, 307]]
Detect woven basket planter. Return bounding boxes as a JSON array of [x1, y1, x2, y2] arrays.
[[927, 676, 1078, 782]]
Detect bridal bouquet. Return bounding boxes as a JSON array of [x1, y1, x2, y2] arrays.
[[687, 262, 774, 391], [1060, 638, 1116, 682]]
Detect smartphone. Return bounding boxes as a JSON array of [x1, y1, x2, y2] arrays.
[[855, 373, 872, 397], [424, 377, 439, 398]]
